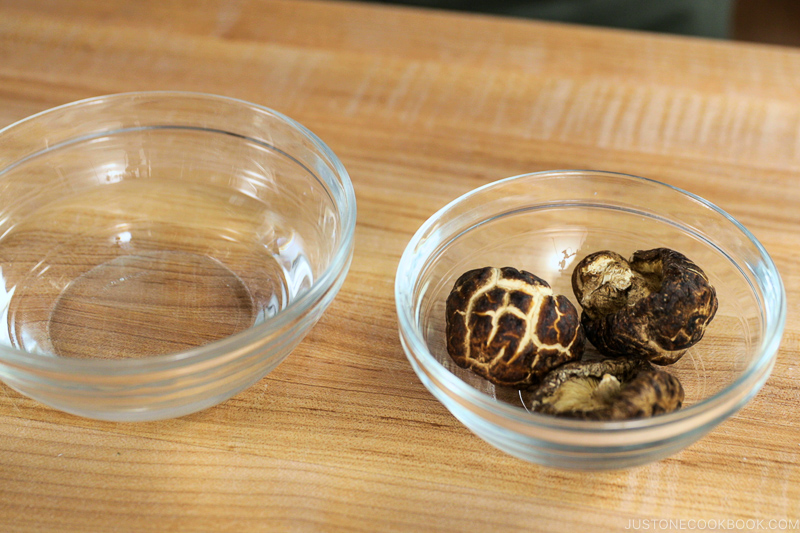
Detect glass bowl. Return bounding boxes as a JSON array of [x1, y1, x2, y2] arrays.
[[395, 170, 785, 470], [0, 92, 356, 421]]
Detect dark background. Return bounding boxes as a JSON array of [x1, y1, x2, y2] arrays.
[[360, 0, 800, 46]]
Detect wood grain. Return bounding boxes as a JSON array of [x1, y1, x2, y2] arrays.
[[0, 1, 799, 531]]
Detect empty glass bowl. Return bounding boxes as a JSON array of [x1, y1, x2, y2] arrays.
[[395, 170, 785, 469], [0, 92, 356, 421]]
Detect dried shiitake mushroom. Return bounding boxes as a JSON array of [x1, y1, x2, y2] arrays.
[[446, 266, 584, 388], [529, 357, 684, 420], [572, 248, 718, 365]]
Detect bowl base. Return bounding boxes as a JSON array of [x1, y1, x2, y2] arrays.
[[0, 179, 315, 360], [47, 251, 255, 359]]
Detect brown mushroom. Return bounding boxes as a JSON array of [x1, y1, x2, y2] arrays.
[[529, 357, 684, 420], [445, 266, 584, 388], [572, 248, 718, 365]]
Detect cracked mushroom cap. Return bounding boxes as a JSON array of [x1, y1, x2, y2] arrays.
[[572, 248, 718, 365], [445, 266, 584, 388], [529, 357, 685, 420]]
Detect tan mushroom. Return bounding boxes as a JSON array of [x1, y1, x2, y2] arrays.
[[529, 357, 685, 420], [572, 248, 718, 365], [445, 266, 584, 388]]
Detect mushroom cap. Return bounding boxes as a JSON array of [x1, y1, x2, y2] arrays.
[[572, 248, 718, 365], [529, 357, 685, 420], [446, 266, 584, 388]]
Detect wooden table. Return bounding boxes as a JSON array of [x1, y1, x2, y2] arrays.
[[1, 1, 799, 531]]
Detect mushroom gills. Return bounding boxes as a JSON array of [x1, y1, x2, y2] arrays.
[[529, 357, 684, 420], [543, 373, 622, 414], [571, 248, 718, 365]]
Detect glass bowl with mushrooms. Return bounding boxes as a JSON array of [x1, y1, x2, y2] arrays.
[[395, 170, 785, 470], [0, 92, 356, 421]]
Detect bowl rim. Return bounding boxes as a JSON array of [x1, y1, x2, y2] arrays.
[[0, 90, 357, 374], [395, 169, 786, 432]]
